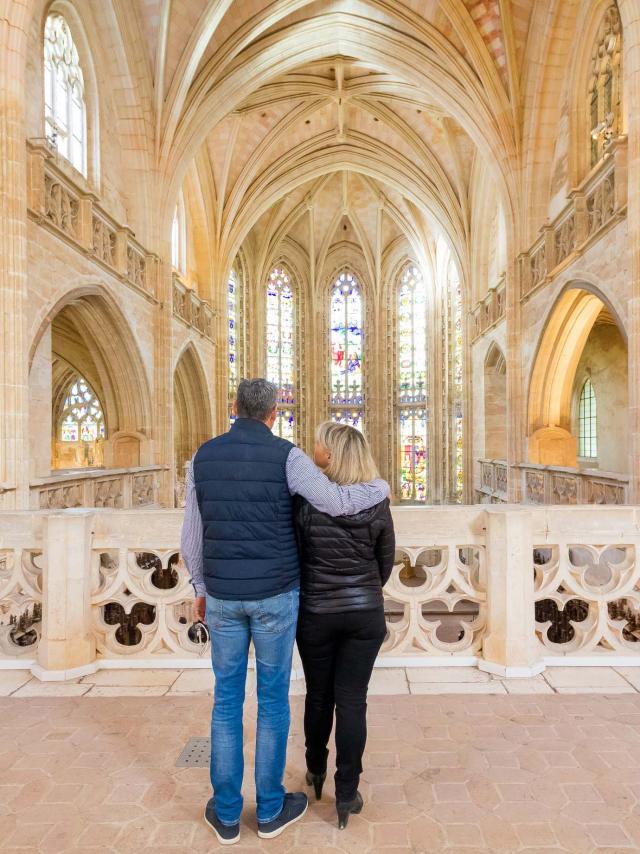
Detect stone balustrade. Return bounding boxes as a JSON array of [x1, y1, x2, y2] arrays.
[[519, 137, 627, 300], [30, 466, 164, 511], [27, 139, 159, 300], [172, 273, 216, 340], [470, 276, 506, 341], [476, 459, 628, 506], [3, 505, 640, 678]]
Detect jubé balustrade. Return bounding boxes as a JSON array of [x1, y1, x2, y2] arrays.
[[1, 505, 640, 678]]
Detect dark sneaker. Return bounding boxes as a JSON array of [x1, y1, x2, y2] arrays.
[[257, 792, 308, 839], [204, 798, 240, 845]]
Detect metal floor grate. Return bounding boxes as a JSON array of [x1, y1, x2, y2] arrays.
[[175, 737, 211, 768]]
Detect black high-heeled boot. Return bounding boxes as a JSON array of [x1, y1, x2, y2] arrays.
[[305, 770, 326, 801], [336, 791, 363, 829]]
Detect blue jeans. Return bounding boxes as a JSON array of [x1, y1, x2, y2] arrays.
[[205, 587, 300, 825]]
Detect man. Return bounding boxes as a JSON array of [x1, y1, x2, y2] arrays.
[[181, 379, 389, 845]]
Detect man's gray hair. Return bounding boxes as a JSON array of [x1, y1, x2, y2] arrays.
[[236, 378, 278, 420]]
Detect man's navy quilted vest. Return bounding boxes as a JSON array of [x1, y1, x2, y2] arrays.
[[193, 418, 299, 600]]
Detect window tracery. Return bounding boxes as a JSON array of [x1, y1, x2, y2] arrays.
[[330, 271, 364, 430], [397, 264, 428, 502], [589, 3, 622, 168], [266, 267, 297, 441], [44, 14, 87, 175]]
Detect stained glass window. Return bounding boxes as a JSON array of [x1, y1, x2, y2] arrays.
[[266, 267, 296, 441], [228, 268, 239, 425], [330, 271, 364, 430], [44, 14, 86, 174], [59, 377, 104, 442], [579, 378, 598, 458], [450, 264, 464, 500], [398, 264, 428, 502]]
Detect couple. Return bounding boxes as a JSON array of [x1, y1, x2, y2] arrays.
[[181, 378, 395, 845]]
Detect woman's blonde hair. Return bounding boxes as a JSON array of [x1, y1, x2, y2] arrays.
[[315, 421, 380, 485]]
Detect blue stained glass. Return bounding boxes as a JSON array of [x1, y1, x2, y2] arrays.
[[330, 272, 363, 415]]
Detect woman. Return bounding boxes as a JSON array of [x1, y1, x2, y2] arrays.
[[295, 422, 395, 829]]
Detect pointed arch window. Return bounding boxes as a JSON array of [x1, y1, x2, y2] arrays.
[[330, 272, 364, 430], [579, 378, 598, 458], [44, 14, 87, 175], [228, 266, 244, 424], [266, 267, 296, 441], [171, 192, 186, 274], [588, 4, 622, 167], [398, 264, 428, 502], [59, 376, 105, 442], [450, 264, 464, 500]]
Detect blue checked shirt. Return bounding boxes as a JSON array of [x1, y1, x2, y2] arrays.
[[181, 447, 390, 597]]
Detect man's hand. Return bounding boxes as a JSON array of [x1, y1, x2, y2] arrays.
[[194, 595, 206, 623]]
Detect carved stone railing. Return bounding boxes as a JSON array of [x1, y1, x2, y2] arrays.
[[519, 138, 627, 300], [471, 275, 506, 341], [518, 464, 628, 505], [533, 506, 640, 659], [27, 139, 159, 300], [477, 460, 628, 506], [172, 273, 216, 341], [476, 459, 508, 503], [0, 514, 44, 662], [3, 505, 640, 677], [30, 466, 164, 511], [3, 506, 640, 676]]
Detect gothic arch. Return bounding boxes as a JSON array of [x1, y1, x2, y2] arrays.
[[527, 282, 626, 466], [29, 286, 153, 439], [484, 342, 507, 461], [173, 343, 213, 475]]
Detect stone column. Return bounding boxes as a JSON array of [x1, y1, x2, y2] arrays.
[[33, 511, 97, 680], [619, 0, 640, 501], [0, 11, 30, 508], [156, 247, 175, 506], [479, 507, 544, 676]]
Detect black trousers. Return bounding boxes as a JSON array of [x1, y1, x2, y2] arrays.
[[296, 606, 386, 802]]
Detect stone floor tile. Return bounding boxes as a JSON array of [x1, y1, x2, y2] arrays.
[[86, 686, 169, 697], [544, 667, 632, 689], [81, 669, 181, 687], [503, 677, 555, 694], [554, 685, 637, 694], [166, 669, 213, 694], [613, 667, 640, 690], [586, 822, 634, 847], [11, 680, 91, 697], [0, 693, 638, 852], [367, 669, 408, 694], [406, 667, 491, 683], [409, 682, 507, 695], [0, 670, 33, 696]]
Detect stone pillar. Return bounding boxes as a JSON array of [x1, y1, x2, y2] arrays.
[[29, 325, 52, 479], [0, 11, 30, 508], [505, 234, 524, 502], [618, 0, 640, 501], [34, 511, 97, 680], [479, 507, 544, 677], [156, 249, 175, 506]]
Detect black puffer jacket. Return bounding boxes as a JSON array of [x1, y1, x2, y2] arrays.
[[294, 496, 395, 613]]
